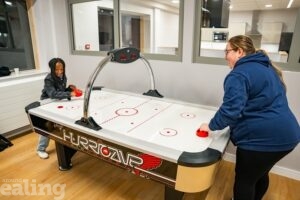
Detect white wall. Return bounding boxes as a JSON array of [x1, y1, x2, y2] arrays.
[[229, 11, 253, 33], [154, 8, 179, 48], [32, 0, 300, 179], [229, 9, 298, 33], [258, 9, 297, 32]]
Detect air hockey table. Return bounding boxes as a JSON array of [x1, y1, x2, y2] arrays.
[[26, 48, 230, 200]]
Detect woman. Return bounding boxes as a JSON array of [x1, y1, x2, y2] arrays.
[[200, 35, 300, 200]]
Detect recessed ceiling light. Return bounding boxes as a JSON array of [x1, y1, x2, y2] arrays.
[[171, 0, 179, 3], [265, 4, 272, 8]]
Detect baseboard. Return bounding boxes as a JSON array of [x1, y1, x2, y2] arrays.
[[222, 152, 300, 181], [2, 125, 32, 139]]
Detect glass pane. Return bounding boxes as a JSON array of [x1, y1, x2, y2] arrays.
[[0, 0, 26, 49], [200, 0, 299, 63], [120, 0, 180, 55], [98, 7, 114, 51], [0, 0, 35, 70], [71, 0, 114, 51], [0, 15, 9, 48], [8, 5, 22, 49], [0, 2, 13, 48]]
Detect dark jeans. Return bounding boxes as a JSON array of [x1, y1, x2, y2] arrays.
[[234, 147, 293, 200]]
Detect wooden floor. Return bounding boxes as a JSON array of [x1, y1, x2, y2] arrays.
[[0, 132, 299, 200]]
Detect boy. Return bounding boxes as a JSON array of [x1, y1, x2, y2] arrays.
[[37, 58, 77, 159]]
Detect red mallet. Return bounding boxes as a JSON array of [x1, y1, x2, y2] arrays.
[[196, 129, 209, 137], [74, 89, 83, 97]]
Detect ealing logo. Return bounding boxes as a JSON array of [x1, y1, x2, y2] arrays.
[[0, 179, 66, 200]]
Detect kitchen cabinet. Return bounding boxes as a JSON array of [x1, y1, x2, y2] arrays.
[[206, 0, 230, 28]]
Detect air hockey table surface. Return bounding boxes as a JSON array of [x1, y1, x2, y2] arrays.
[[28, 88, 229, 163]]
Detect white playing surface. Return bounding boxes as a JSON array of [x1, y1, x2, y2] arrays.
[[31, 89, 229, 161]]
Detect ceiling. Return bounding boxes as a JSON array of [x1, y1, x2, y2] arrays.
[[230, 0, 300, 11], [156, 0, 300, 11]]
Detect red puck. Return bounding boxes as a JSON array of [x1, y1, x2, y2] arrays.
[[57, 105, 63, 109], [196, 129, 208, 137], [75, 89, 83, 97]]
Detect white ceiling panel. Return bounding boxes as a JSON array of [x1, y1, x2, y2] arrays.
[[155, 0, 300, 11], [229, 0, 300, 11]]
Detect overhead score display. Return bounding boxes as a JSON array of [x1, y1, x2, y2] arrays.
[[108, 47, 140, 63]]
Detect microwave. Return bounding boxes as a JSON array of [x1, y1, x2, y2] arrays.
[[213, 32, 228, 42]]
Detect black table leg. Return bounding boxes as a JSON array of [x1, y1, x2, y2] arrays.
[[55, 142, 77, 171], [164, 186, 184, 200]]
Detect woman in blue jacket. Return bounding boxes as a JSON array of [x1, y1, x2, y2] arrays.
[[37, 58, 76, 159], [200, 35, 300, 200]]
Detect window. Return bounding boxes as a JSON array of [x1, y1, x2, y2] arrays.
[[0, 0, 35, 70], [193, 0, 300, 71], [68, 0, 183, 61], [71, 0, 114, 52]]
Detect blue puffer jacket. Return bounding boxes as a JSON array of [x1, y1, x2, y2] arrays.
[[209, 52, 300, 152]]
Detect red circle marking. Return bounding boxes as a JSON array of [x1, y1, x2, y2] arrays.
[[180, 113, 196, 119], [160, 128, 177, 136], [115, 108, 138, 116]]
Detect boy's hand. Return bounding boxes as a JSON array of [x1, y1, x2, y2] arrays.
[[68, 84, 76, 91], [68, 85, 82, 97]]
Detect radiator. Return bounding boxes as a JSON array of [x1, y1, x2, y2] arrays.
[[0, 73, 46, 136]]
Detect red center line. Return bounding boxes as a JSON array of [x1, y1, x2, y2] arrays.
[[93, 96, 129, 110], [100, 115, 119, 125], [127, 103, 173, 133], [133, 99, 152, 108]]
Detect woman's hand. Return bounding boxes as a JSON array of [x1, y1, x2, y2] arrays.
[[199, 123, 211, 132]]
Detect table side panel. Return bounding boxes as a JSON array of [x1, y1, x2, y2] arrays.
[[30, 114, 177, 188]]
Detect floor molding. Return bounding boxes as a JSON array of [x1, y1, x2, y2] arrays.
[[222, 152, 300, 181]]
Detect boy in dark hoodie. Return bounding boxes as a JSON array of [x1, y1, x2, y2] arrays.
[[37, 58, 77, 159]]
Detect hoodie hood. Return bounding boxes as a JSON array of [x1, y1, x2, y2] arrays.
[[235, 52, 271, 69]]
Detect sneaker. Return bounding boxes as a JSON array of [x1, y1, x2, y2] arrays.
[[37, 151, 49, 159]]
